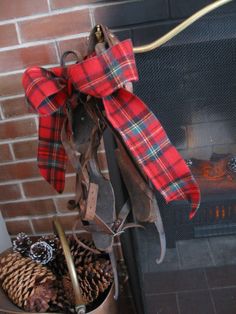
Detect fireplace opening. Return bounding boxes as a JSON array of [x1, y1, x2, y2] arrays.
[[133, 11, 236, 248]]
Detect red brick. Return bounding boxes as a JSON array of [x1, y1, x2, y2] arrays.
[[1, 199, 56, 218], [0, 0, 49, 20], [32, 213, 78, 233], [54, 196, 76, 213], [51, 0, 112, 10], [66, 160, 75, 174], [6, 219, 33, 236], [23, 175, 76, 197], [1, 97, 30, 118], [31, 216, 54, 233], [0, 184, 21, 201], [0, 24, 18, 48], [0, 73, 24, 97], [58, 214, 79, 231], [0, 44, 58, 73], [23, 179, 57, 197], [19, 10, 91, 43], [12, 140, 37, 159], [11, 143, 76, 170], [57, 37, 88, 62], [0, 118, 37, 140], [0, 144, 13, 162], [0, 160, 39, 182]]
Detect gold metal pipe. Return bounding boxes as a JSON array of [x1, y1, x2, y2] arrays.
[[53, 217, 86, 313], [133, 0, 233, 53]]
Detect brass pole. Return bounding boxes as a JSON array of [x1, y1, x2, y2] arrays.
[[53, 217, 86, 314], [133, 0, 233, 53]]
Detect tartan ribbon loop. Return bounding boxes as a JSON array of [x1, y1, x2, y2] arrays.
[[68, 39, 138, 97], [23, 67, 68, 116], [22, 38, 200, 217]]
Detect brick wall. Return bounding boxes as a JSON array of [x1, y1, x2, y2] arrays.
[[0, 0, 127, 238]]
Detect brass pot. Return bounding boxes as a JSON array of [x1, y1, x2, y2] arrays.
[[0, 283, 117, 314], [0, 218, 118, 314]]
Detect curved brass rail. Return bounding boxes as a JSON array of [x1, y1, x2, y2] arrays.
[[133, 0, 233, 53], [53, 217, 86, 314]]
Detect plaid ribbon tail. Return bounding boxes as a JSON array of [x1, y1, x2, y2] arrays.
[[22, 67, 69, 193], [189, 186, 201, 219], [38, 110, 67, 193], [103, 88, 201, 219]]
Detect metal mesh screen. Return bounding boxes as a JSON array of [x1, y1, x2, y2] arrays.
[[133, 13, 236, 157], [132, 10, 236, 243]]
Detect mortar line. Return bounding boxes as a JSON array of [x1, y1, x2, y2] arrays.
[[0, 32, 90, 53], [175, 293, 181, 314], [15, 22, 22, 44], [203, 268, 217, 314], [0, 136, 38, 145], [0, 94, 25, 101], [0, 193, 76, 205], [0, 158, 36, 166], [29, 219, 36, 235], [0, 104, 5, 120], [4, 211, 79, 222], [0, 173, 75, 187], [19, 182, 26, 199], [54, 40, 61, 63], [8, 143, 16, 161], [0, 6, 92, 25], [89, 7, 96, 27], [0, 114, 36, 123], [47, 0, 52, 12], [0, 0, 137, 25]]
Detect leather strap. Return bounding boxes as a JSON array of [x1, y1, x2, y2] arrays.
[[84, 183, 98, 221]]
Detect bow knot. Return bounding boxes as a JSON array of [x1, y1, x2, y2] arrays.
[[22, 39, 200, 218]]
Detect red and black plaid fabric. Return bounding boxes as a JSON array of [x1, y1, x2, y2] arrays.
[[22, 39, 200, 218]]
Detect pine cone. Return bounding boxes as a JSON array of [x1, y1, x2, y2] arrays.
[[48, 235, 100, 277], [0, 252, 25, 281], [62, 258, 113, 305], [25, 279, 56, 312], [82, 259, 113, 294], [47, 243, 66, 277], [49, 279, 75, 314], [12, 233, 32, 256], [0, 252, 57, 312], [68, 236, 98, 267], [62, 275, 77, 305], [39, 235, 59, 253], [30, 241, 54, 265]]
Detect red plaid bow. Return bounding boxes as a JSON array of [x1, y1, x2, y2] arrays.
[[22, 39, 200, 218]]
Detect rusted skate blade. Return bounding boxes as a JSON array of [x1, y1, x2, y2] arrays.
[[72, 102, 116, 252], [115, 144, 166, 263], [86, 158, 116, 251]]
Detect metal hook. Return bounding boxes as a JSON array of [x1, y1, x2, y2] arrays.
[[133, 0, 232, 53]]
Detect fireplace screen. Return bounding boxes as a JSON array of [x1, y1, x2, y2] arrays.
[[133, 11, 236, 243], [116, 7, 236, 314]]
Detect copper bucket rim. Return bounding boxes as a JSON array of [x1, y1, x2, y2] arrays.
[[0, 282, 115, 314], [0, 217, 116, 314]]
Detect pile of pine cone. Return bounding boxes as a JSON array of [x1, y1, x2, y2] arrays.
[[0, 233, 113, 313]]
